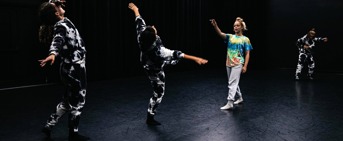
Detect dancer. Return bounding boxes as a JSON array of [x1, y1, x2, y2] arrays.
[[38, 0, 89, 140], [210, 18, 252, 110], [295, 28, 328, 80], [128, 2, 208, 125]]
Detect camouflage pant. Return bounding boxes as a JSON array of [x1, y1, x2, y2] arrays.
[[295, 52, 315, 78], [144, 68, 165, 116], [45, 62, 87, 133]]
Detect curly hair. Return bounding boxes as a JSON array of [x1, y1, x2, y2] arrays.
[[38, 25, 54, 46], [38, 2, 58, 45]]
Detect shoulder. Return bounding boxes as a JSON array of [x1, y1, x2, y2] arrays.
[[55, 19, 68, 27], [242, 35, 250, 41], [225, 34, 233, 40], [300, 35, 307, 39]]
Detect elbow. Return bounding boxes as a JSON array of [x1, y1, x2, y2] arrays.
[[173, 51, 184, 59]]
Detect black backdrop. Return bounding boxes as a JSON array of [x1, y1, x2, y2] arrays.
[[0, 0, 342, 88]]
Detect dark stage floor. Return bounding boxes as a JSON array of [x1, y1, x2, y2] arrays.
[[1, 68, 343, 141]]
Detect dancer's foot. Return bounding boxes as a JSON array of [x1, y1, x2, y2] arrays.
[[220, 100, 234, 110], [146, 113, 161, 125], [233, 98, 243, 105]]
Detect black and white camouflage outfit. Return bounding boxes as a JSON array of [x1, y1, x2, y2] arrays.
[[295, 34, 325, 79], [135, 15, 184, 116], [44, 17, 87, 134]]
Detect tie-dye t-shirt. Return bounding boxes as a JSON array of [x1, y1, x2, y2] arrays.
[[225, 34, 252, 67]]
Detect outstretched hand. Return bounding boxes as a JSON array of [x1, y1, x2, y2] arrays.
[[183, 54, 208, 65], [38, 54, 55, 67], [195, 58, 208, 65]]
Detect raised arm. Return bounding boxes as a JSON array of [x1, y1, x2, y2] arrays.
[[128, 3, 140, 17], [128, 3, 146, 35], [210, 19, 226, 40]]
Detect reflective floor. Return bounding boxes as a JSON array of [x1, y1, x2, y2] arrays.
[[1, 68, 343, 141]]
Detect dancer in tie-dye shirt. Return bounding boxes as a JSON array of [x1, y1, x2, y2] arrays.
[[129, 2, 208, 125], [210, 17, 253, 110], [295, 28, 328, 80], [38, 0, 90, 140]]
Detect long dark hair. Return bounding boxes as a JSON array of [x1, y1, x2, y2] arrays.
[[38, 2, 59, 46]]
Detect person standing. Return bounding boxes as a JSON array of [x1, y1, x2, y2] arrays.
[[210, 17, 252, 110], [38, 0, 89, 140], [295, 28, 328, 80]]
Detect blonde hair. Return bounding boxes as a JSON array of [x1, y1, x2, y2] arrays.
[[236, 17, 247, 31]]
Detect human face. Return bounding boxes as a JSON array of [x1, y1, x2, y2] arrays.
[[308, 30, 316, 39], [233, 21, 243, 34], [51, 2, 65, 19]]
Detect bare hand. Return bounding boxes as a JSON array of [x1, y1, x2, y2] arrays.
[[209, 19, 217, 27], [195, 58, 208, 65], [242, 66, 247, 73], [128, 3, 138, 11], [38, 54, 55, 67], [303, 45, 310, 49], [323, 37, 328, 42]]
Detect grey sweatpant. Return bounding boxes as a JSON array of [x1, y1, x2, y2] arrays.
[[226, 64, 242, 101]]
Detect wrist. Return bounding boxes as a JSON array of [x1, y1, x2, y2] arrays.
[[49, 52, 57, 56]]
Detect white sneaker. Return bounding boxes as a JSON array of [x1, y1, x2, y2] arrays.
[[220, 101, 233, 110], [233, 98, 243, 104]]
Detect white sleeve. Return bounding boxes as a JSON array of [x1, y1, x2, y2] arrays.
[[159, 46, 174, 58]]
